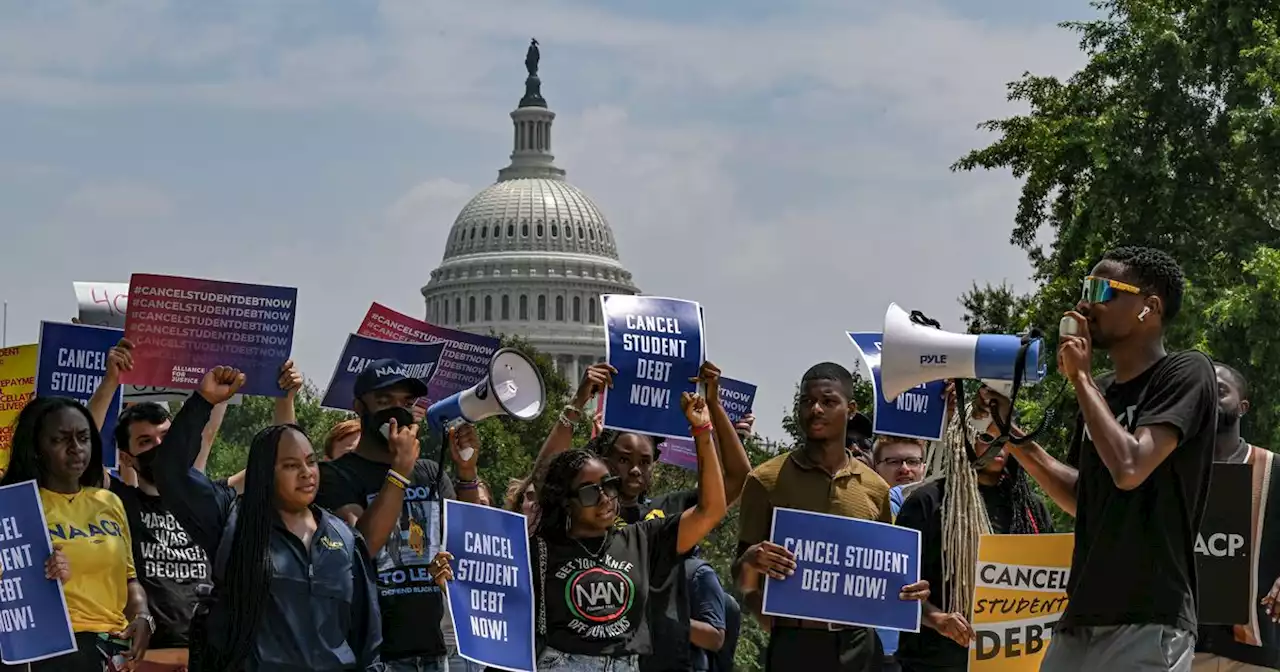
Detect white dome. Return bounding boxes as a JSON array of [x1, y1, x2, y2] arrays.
[[421, 48, 639, 384]]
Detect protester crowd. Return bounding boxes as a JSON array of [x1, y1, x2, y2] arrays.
[[1, 245, 1277, 672]]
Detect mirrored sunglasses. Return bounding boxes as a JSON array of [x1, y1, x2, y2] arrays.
[[1081, 275, 1142, 304]]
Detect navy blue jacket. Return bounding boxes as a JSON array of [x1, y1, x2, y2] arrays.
[[143, 394, 381, 671]]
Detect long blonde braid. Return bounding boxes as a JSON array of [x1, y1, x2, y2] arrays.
[[939, 401, 992, 619]]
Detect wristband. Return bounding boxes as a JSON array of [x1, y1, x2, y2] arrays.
[[386, 470, 410, 490], [692, 422, 713, 437], [456, 479, 480, 491]]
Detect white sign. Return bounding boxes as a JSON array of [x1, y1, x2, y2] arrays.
[[73, 281, 130, 329]]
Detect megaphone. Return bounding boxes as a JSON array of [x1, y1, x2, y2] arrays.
[[426, 348, 546, 433], [880, 303, 1045, 403]]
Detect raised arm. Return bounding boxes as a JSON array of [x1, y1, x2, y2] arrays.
[[676, 393, 728, 556], [530, 363, 615, 475], [194, 401, 227, 473], [272, 359, 303, 426], [448, 424, 483, 505], [694, 362, 752, 505], [348, 417, 420, 557], [142, 367, 245, 554], [88, 338, 131, 431]]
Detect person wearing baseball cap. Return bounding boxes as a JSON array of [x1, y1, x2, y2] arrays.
[[316, 358, 484, 672]]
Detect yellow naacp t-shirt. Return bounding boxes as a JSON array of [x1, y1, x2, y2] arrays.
[[41, 486, 135, 633]]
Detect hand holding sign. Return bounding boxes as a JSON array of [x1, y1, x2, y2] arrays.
[[199, 366, 246, 406], [681, 392, 711, 427], [742, 540, 797, 580], [926, 610, 975, 647], [735, 413, 755, 439], [1264, 576, 1280, 623], [277, 359, 303, 397], [44, 545, 70, 583], [899, 580, 930, 602], [430, 551, 455, 588], [692, 360, 722, 399], [105, 339, 135, 382], [449, 425, 480, 473], [572, 363, 616, 408]]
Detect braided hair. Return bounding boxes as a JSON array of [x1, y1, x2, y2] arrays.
[[584, 429, 663, 460], [1, 397, 104, 489], [532, 449, 601, 544], [939, 405, 992, 621], [199, 424, 301, 672], [996, 457, 1043, 535]]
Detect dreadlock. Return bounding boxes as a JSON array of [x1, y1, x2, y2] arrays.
[[199, 424, 301, 672], [939, 403, 991, 621], [996, 457, 1043, 535], [1, 397, 104, 489], [532, 449, 602, 544], [585, 429, 663, 460]]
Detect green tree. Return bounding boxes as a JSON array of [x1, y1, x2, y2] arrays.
[[954, 0, 1280, 528], [203, 385, 349, 480]]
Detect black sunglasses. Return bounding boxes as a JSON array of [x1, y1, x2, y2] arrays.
[[574, 476, 621, 507]]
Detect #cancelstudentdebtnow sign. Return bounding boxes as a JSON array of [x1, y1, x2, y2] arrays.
[[1196, 462, 1253, 625], [0, 480, 76, 664], [762, 507, 922, 632], [601, 295, 706, 440], [320, 334, 447, 411], [847, 332, 947, 442], [443, 500, 536, 672], [357, 303, 501, 407], [0, 345, 38, 480], [36, 322, 124, 469], [121, 274, 297, 398], [969, 533, 1074, 672], [660, 378, 757, 471]]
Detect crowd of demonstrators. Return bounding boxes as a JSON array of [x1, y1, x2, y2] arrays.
[[867, 435, 928, 671], [893, 398, 1055, 672], [432, 389, 730, 671], [0, 398, 151, 672], [734, 363, 932, 672]]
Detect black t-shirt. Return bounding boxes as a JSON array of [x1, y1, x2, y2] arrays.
[[109, 477, 210, 649], [615, 490, 699, 672], [894, 476, 1056, 669], [316, 453, 455, 660], [536, 515, 682, 657], [1061, 351, 1217, 632]]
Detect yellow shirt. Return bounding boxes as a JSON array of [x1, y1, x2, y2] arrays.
[[41, 486, 135, 633]]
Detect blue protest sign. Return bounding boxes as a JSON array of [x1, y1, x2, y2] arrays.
[[848, 332, 947, 442], [443, 500, 535, 672], [0, 480, 76, 664], [660, 377, 757, 471], [602, 295, 705, 440], [320, 334, 448, 411], [36, 322, 124, 469], [762, 507, 922, 632]]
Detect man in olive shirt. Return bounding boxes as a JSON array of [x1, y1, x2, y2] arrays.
[[735, 362, 930, 672]]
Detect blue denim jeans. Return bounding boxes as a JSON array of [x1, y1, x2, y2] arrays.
[[384, 656, 448, 672], [445, 654, 485, 672], [536, 648, 639, 672]]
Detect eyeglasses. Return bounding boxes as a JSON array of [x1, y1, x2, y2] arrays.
[[1081, 276, 1142, 304], [879, 457, 923, 469], [574, 476, 621, 507]]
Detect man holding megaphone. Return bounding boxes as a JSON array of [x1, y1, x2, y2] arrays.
[[980, 247, 1218, 672]]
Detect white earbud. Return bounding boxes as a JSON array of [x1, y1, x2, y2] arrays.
[[1138, 307, 1151, 322]]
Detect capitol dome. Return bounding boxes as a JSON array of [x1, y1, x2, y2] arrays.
[[421, 41, 639, 383]]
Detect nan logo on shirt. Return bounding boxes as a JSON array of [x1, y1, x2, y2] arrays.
[[568, 566, 635, 623]]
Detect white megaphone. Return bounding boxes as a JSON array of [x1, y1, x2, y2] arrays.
[[426, 348, 546, 434], [880, 303, 1045, 403]]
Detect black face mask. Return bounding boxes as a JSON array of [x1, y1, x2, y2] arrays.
[[361, 406, 416, 446]]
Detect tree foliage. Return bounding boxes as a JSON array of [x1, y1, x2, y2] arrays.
[[955, 0, 1280, 532]]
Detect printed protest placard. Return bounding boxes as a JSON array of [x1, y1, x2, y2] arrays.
[[969, 533, 1074, 671], [443, 500, 535, 672], [121, 385, 242, 406], [36, 323, 124, 469], [660, 377, 757, 470], [321, 334, 448, 411], [357, 303, 500, 407], [847, 332, 947, 442], [601, 295, 705, 440], [0, 480, 76, 664], [121, 274, 297, 398], [73, 281, 130, 329], [0, 345, 38, 480], [762, 507, 921, 631], [1196, 462, 1253, 625]]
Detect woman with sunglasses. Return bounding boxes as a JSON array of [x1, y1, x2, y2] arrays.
[[431, 392, 727, 671], [892, 389, 1054, 672]]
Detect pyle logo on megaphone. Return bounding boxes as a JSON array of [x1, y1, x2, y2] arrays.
[[426, 349, 547, 433], [880, 303, 1046, 402]]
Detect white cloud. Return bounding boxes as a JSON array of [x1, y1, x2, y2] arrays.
[[386, 178, 474, 231], [62, 181, 174, 222]]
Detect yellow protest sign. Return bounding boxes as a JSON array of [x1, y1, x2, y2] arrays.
[[969, 533, 1074, 672], [0, 344, 38, 479]]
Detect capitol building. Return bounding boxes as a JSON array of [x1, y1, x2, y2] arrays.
[[421, 41, 639, 384]]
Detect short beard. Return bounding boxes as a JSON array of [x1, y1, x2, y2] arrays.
[[1217, 407, 1241, 433]]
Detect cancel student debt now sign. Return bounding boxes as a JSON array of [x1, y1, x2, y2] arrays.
[[969, 533, 1074, 672]]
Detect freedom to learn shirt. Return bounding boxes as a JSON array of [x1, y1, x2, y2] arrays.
[[317, 453, 454, 660], [537, 516, 682, 657], [42, 486, 135, 633], [1061, 351, 1217, 633], [110, 477, 209, 649]]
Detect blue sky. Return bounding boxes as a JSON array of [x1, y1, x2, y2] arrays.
[[0, 0, 1093, 440]]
